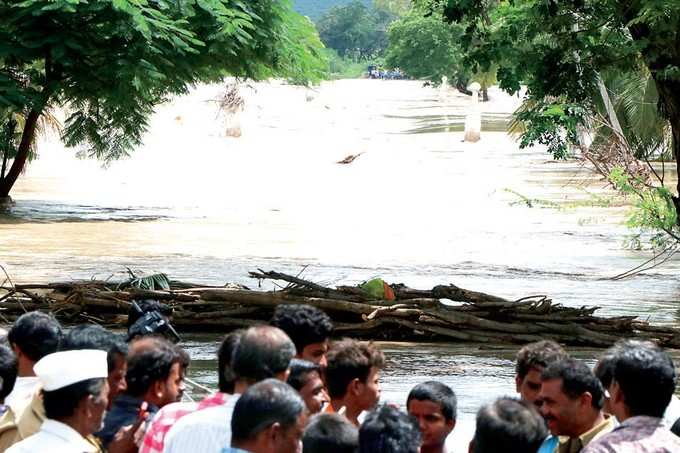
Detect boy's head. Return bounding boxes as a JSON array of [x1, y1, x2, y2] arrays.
[[325, 339, 384, 411], [360, 405, 421, 453], [515, 340, 568, 407], [287, 359, 328, 414], [407, 381, 456, 451], [270, 305, 334, 367], [303, 413, 358, 453]]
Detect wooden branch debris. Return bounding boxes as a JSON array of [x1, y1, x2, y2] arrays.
[[1, 270, 679, 349]]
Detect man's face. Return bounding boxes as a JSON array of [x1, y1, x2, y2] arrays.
[[408, 399, 454, 450], [87, 380, 110, 433], [107, 353, 127, 409], [539, 378, 585, 436], [298, 370, 328, 414], [158, 362, 185, 407], [355, 366, 381, 411], [273, 413, 307, 453], [300, 340, 329, 368], [516, 366, 544, 407]]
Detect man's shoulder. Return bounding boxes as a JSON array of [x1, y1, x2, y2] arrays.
[[0, 408, 20, 451], [5, 431, 43, 453], [164, 400, 238, 453], [164, 402, 234, 445], [151, 402, 196, 425], [583, 420, 680, 453]]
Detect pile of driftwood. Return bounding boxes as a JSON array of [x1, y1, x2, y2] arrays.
[[1, 269, 679, 348]]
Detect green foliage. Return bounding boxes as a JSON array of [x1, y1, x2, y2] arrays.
[[325, 49, 368, 79], [514, 101, 588, 159], [119, 271, 171, 291], [609, 167, 678, 233], [591, 69, 672, 161], [385, 8, 464, 83], [420, 0, 680, 163], [316, 0, 395, 59], [374, 0, 412, 16], [277, 12, 330, 85], [0, 0, 326, 195]]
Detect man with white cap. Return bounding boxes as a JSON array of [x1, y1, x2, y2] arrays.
[[7, 349, 109, 453]]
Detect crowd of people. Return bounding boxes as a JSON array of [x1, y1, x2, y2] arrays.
[[0, 303, 678, 452]]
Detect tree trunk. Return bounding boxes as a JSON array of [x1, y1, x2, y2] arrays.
[[456, 80, 472, 96], [0, 109, 39, 198], [626, 17, 680, 224], [654, 80, 680, 221]]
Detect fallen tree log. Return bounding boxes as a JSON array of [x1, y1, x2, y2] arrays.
[[0, 269, 678, 349]]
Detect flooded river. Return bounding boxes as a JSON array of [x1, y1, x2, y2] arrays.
[[1, 79, 679, 450]]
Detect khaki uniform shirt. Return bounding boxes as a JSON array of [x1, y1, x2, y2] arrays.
[[0, 393, 102, 453], [557, 415, 616, 453]]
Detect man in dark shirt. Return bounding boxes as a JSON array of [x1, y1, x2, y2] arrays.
[[98, 337, 188, 447]]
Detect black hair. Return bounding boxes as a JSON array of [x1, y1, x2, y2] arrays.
[[43, 377, 106, 419], [515, 340, 568, 380], [125, 337, 188, 397], [541, 359, 604, 409], [270, 305, 334, 354], [406, 381, 457, 422], [232, 326, 296, 383], [61, 324, 128, 373], [0, 345, 17, 401], [126, 300, 173, 328], [611, 341, 676, 418], [593, 340, 648, 389], [303, 413, 358, 453], [325, 339, 385, 399], [472, 397, 547, 453], [231, 379, 305, 444], [359, 404, 421, 453], [287, 359, 321, 391], [8, 311, 62, 362], [217, 330, 244, 393]]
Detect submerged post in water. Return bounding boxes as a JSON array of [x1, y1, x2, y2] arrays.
[[464, 82, 481, 142]]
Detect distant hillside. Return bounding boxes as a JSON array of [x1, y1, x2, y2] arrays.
[[293, 0, 372, 21]]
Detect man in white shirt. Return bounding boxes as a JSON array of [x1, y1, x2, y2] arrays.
[[4, 312, 62, 412], [163, 325, 296, 453], [7, 349, 109, 453]]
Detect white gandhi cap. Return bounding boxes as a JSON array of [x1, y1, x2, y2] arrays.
[[34, 349, 108, 391]]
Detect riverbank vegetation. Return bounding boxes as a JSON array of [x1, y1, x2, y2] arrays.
[[0, 0, 327, 200], [414, 0, 679, 265], [2, 269, 680, 347]]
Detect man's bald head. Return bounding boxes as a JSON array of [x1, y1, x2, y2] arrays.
[[232, 325, 296, 383]]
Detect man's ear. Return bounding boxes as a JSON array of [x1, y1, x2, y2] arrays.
[[152, 379, 165, 400], [268, 422, 282, 444], [515, 375, 522, 393], [611, 381, 624, 405], [79, 394, 95, 419], [11, 344, 22, 359], [446, 418, 456, 434], [580, 391, 594, 409], [349, 378, 362, 397]]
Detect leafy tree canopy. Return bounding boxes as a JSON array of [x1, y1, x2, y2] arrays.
[[0, 0, 326, 197], [421, 0, 680, 217], [385, 8, 465, 83], [316, 0, 395, 59]]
